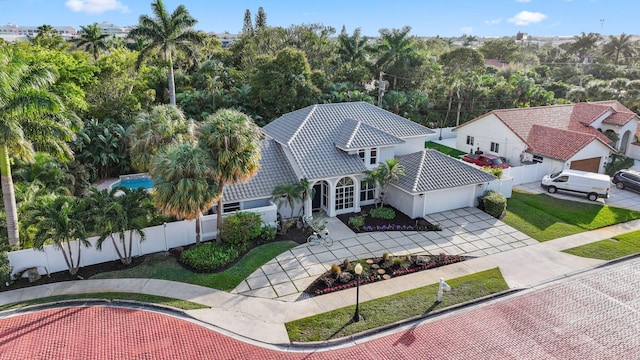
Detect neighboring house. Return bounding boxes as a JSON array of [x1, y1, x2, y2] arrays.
[[221, 102, 502, 220], [452, 101, 640, 174]]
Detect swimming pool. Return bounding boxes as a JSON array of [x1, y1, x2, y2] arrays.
[[110, 177, 154, 190]]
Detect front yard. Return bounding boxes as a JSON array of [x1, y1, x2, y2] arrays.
[[503, 190, 640, 241]]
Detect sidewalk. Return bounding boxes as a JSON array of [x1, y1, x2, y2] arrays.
[[2, 218, 638, 345]]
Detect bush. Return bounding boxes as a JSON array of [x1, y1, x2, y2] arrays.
[[482, 190, 507, 218], [0, 251, 12, 286], [180, 242, 243, 272], [604, 153, 635, 176], [222, 211, 262, 245], [348, 215, 366, 228], [369, 207, 396, 220], [259, 225, 278, 243]]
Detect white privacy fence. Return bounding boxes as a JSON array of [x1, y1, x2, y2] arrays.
[[503, 162, 551, 186], [8, 203, 278, 277]]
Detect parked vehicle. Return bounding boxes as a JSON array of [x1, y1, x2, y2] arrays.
[[612, 170, 640, 192], [462, 153, 511, 169], [541, 169, 610, 201]]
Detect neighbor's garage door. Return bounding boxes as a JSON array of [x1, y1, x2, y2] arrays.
[[570, 157, 601, 173], [423, 185, 475, 215]]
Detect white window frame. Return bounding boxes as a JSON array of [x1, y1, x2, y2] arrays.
[[466, 136, 474, 146], [490, 142, 499, 153]]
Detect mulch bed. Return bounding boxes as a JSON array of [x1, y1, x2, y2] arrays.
[[300, 253, 465, 300], [336, 205, 439, 233]]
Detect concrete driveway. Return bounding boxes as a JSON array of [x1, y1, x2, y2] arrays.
[[516, 181, 640, 211]]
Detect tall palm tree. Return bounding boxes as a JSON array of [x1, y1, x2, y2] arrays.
[[337, 27, 369, 64], [127, 104, 195, 172], [0, 46, 78, 248], [602, 33, 637, 65], [570, 32, 602, 62], [128, 0, 204, 106], [22, 195, 89, 275], [87, 187, 153, 265], [271, 182, 303, 220], [372, 26, 415, 74], [150, 143, 220, 245], [72, 23, 110, 60], [198, 109, 262, 242]]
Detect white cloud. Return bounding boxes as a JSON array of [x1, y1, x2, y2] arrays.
[[65, 0, 129, 14], [516, 0, 531, 3], [485, 18, 502, 25], [508, 11, 547, 26], [459, 26, 473, 34]]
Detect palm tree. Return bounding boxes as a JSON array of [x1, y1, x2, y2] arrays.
[[372, 26, 415, 75], [150, 143, 220, 245], [364, 158, 406, 207], [72, 23, 110, 60], [128, 0, 204, 106], [127, 104, 195, 172], [22, 195, 89, 275], [569, 32, 601, 62], [198, 109, 262, 242], [337, 27, 369, 64], [87, 187, 153, 265], [0, 46, 78, 248], [602, 33, 637, 65], [271, 182, 303, 220]]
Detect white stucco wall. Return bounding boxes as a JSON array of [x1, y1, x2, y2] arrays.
[[394, 136, 427, 156], [453, 114, 527, 165], [568, 141, 612, 173], [385, 186, 421, 218]]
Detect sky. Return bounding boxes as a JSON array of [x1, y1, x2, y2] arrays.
[[0, 0, 637, 38]]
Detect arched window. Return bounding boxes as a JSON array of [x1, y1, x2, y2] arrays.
[[335, 177, 354, 210]]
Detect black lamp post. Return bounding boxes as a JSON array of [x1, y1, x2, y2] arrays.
[[352, 263, 363, 323]]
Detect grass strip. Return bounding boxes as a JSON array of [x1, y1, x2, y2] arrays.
[[503, 190, 640, 241], [0, 292, 207, 312], [563, 229, 640, 260], [424, 141, 467, 158], [286, 268, 508, 342], [90, 241, 298, 291]]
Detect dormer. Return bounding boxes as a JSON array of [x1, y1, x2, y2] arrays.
[[333, 118, 405, 168]]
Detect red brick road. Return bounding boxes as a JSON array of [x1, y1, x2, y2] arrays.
[[1, 259, 639, 359]]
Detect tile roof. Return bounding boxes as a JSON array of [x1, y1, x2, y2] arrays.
[[526, 125, 598, 161], [458, 101, 634, 160], [263, 102, 434, 180], [333, 118, 405, 150], [393, 149, 497, 193], [223, 139, 298, 202]]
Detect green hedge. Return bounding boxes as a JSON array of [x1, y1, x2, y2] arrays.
[[369, 207, 396, 220], [180, 242, 244, 272], [483, 190, 507, 218], [222, 211, 262, 246]]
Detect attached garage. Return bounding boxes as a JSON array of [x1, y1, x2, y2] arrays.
[[423, 185, 475, 215], [570, 157, 601, 173]]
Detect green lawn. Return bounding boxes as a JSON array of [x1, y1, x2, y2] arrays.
[[563, 229, 640, 260], [502, 190, 640, 242], [0, 292, 208, 312], [424, 141, 466, 158], [91, 241, 298, 291], [286, 268, 508, 342]]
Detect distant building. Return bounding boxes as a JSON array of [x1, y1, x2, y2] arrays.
[[210, 32, 239, 48], [0, 23, 76, 41]]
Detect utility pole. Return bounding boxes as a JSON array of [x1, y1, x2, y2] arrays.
[[377, 71, 386, 107]]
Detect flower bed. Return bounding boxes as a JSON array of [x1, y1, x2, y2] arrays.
[[337, 205, 441, 233], [301, 253, 465, 298]]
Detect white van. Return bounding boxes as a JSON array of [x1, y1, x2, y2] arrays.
[[541, 169, 610, 201]]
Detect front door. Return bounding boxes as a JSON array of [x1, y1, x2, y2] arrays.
[[312, 183, 322, 210]]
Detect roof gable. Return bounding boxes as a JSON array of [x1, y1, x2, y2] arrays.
[[333, 118, 405, 150], [526, 125, 599, 161], [394, 149, 496, 193]]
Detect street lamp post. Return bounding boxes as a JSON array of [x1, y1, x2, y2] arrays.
[[352, 263, 363, 323]]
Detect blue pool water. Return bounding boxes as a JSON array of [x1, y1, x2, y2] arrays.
[[111, 177, 154, 190]]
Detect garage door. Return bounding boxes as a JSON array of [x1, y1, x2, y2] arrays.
[[570, 157, 601, 173], [423, 185, 475, 215]]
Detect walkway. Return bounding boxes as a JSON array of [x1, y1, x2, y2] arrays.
[[231, 207, 537, 301]]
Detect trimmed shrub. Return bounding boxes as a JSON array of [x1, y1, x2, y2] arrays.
[[222, 211, 262, 245], [369, 207, 396, 220], [259, 225, 278, 243], [348, 215, 366, 228], [0, 251, 12, 285], [482, 190, 507, 218], [180, 242, 243, 272]]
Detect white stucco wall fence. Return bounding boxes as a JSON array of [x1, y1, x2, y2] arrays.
[[8, 204, 277, 278]]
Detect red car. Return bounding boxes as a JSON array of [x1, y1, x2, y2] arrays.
[[462, 153, 511, 169]]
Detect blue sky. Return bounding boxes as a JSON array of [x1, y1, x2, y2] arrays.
[[0, 0, 637, 37]]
